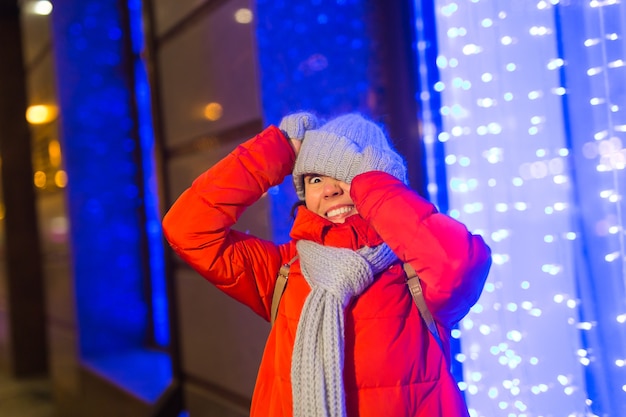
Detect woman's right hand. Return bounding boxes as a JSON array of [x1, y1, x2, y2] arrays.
[[279, 111, 319, 157]]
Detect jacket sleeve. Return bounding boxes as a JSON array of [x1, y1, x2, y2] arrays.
[[350, 171, 492, 328], [162, 125, 296, 320]]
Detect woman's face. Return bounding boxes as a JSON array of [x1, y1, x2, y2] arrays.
[[303, 175, 358, 223]]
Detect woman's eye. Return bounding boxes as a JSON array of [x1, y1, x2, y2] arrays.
[[308, 176, 322, 184]]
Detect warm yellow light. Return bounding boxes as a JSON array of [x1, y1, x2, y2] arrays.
[[32, 0, 53, 15], [26, 104, 58, 125], [0, 203, 4, 220], [234, 8, 253, 24], [203, 102, 223, 121], [34, 171, 47, 188], [55, 170, 68, 188], [50, 216, 68, 236], [48, 139, 62, 167]]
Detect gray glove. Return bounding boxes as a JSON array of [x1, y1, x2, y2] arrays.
[[279, 112, 319, 141]]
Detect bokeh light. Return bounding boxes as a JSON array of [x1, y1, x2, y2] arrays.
[[415, 0, 626, 415]]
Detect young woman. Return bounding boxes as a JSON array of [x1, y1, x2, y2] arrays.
[[163, 112, 492, 417]]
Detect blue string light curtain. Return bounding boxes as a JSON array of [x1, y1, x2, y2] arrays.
[[414, 0, 626, 415], [558, 2, 626, 415]]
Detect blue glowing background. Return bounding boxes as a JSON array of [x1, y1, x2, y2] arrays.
[[415, 1, 626, 415], [51, 0, 148, 355], [256, 0, 373, 243], [558, 3, 626, 414], [127, 0, 169, 348], [50, 0, 171, 403]]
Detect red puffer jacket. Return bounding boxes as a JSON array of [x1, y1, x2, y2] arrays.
[[163, 125, 492, 417]]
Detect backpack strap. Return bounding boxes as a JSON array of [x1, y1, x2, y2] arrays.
[[271, 258, 444, 352], [270, 255, 298, 326], [403, 263, 444, 350]]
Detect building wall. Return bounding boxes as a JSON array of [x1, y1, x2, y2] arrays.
[[151, 0, 271, 414], [0, 0, 49, 378]]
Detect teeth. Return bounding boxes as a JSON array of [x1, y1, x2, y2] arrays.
[[327, 206, 353, 218]]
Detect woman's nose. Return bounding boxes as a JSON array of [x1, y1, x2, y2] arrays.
[[323, 179, 342, 197]]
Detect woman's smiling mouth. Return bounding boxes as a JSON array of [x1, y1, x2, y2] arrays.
[[326, 205, 355, 221]]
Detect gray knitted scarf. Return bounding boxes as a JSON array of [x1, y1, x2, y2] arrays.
[[291, 240, 398, 417]]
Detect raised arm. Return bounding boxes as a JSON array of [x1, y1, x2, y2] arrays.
[[351, 170, 492, 328], [162, 126, 296, 319]]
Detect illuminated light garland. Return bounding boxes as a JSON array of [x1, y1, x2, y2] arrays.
[[415, 0, 625, 415]]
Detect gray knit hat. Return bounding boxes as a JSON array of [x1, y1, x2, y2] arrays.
[[292, 113, 408, 200]]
